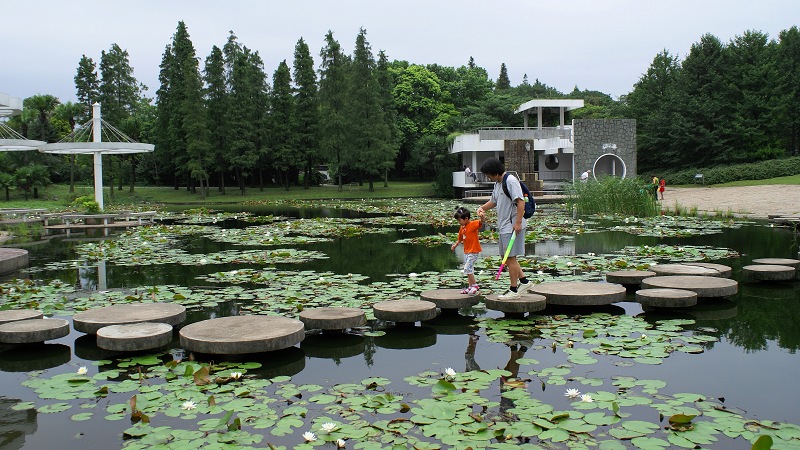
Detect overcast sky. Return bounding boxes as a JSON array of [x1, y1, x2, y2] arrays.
[[3, 0, 798, 105]]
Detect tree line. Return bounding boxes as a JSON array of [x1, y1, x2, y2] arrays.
[[4, 23, 797, 200]]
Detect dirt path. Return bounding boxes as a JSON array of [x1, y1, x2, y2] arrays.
[[664, 185, 800, 218]]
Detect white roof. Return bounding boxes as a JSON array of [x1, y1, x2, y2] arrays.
[[515, 99, 584, 114]]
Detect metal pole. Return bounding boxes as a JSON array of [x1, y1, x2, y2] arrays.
[[92, 103, 104, 210]]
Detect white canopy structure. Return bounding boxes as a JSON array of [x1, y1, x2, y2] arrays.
[[39, 103, 154, 210]]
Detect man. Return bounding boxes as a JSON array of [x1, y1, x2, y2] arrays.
[[580, 169, 591, 182], [476, 157, 533, 300], [465, 165, 477, 182]]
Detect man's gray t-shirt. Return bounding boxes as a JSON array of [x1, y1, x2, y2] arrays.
[[490, 173, 527, 234]]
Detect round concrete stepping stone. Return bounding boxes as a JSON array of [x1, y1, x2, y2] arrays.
[[73, 303, 186, 334], [484, 293, 547, 314], [299, 307, 366, 331], [180, 315, 305, 355], [300, 334, 366, 359], [420, 289, 480, 310], [605, 270, 656, 285], [636, 288, 698, 308], [0, 310, 43, 325], [0, 318, 70, 344], [650, 263, 723, 277], [373, 299, 438, 323], [683, 262, 733, 278], [0, 248, 29, 275], [97, 322, 174, 351], [752, 258, 800, 269], [529, 281, 626, 306], [741, 264, 796, 281], [641, 275, 738, 298]]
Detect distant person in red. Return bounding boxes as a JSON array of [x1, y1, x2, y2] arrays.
[[451, 206, 484, 294], [659, 178, 666, 200]]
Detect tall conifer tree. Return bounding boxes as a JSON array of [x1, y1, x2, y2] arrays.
[[318, 31, 350, 190], [293, 37, 319, 188]]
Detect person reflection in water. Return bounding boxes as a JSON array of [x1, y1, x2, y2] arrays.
[[465, 333, 480, 372], [499, 343, 529, 416]]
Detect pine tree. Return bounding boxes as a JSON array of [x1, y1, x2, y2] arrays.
[[99, 43, 142, 126], [318, 30, 350, 190], [270, 60, 297, 190], [293, 37, 319, 189], [204, 45, 228, 193], [74, 55, 99, 122], [496, 63, 511, 90]]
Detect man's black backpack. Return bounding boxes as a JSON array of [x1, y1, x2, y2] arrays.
[[502, 173, 536, 219]]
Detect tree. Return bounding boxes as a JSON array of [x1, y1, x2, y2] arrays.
[[348, 28, 394, 192], [376, 50, 401, 186], [75, 55, 100, 122], [777, 26, 800, 155], [204, 45, 229, 193], [54, 102, 86, 192], [318, 30, 350, 190], [270, 60, 297, 190], [496, 63, 511, 90], [25, 94, 60, 143], [292, 37, 319, 189], [99, 43, 143, 126]]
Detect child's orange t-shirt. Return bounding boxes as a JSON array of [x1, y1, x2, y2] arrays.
[[459, 219, 482, 254]]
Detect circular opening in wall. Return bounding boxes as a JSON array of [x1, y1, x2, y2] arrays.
[[593, 154, 627, 178], [544, 155, 559, 170]]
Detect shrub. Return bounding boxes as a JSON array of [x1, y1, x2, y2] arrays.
[[71, 195, 100, 213], [659, 156, 800, 185]]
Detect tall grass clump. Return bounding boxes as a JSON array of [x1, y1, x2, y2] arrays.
[[565, 175, 660, 217]]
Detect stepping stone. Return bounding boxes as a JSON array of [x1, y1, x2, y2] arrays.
[[752, 258, 800, 269], [605, 270, 656, 285], [0, 318, 70, 344], [641, 275, 738, 298], [529, 281, 626, 306], [741, 264, 796, 281], [73, 303, 186, 334], [483, 293, 546, 315], [0, 309, 43, 325], [650, 263, 724, 277], [96, 322, 174, 351], [299, 307, 366, 331], [420, 289, 480, 310], [179, 315, 305, 355], [0, 248, 28, 275], [373, 299, 437, 324], [683, 262, 733, 278], [636, 288, 698, 308]]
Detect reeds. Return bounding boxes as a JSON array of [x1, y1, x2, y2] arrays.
[[565, 176, 660, 218]]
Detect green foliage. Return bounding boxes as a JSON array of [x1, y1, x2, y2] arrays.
[[566, 176, 660, 217], [660, 156, 800, 185], [71, 195, 101, 213]]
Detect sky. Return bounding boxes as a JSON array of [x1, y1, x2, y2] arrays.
[[3, 0, 798, 105]]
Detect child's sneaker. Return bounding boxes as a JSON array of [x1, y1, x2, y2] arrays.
[[467, 285, 480, 295], [461, 286, 471, 294]]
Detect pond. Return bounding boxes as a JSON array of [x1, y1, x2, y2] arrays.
[[1, 199, 799, 449]]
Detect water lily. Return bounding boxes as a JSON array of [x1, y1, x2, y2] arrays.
[[567, 262, 574, 267], [199, 258, 207, 264], [230, 371, 242, 380], [641, 334, 647, 340], [77, 366, 88, 375], [302, 431, 317, 442], [565, 388, 581, 398], [409, 272, 418, 278], [320, 422, 337, 432], [537, 270, 544, 275], [580, 394, 594, 403], [181, 400, 197, 410], [587, 252, 596, 256], [445, 367, 456, 377], [336, 438, 346, 448]]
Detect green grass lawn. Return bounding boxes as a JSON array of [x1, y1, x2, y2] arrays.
[[0, 181, 438, 210]]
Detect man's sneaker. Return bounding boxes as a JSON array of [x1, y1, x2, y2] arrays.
[[498, 289, 521, 300], [518, 281, 534, 294], [467, 285, 480, 295]]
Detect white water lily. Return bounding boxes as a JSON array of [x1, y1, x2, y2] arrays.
[[77, 366, 88, 375], [181, 400, 197, 410], [566, 262, 574, 267], [641, 334, 647, 340], [580, 394, 594, 403], [320, 422, 337, 432], [199, 258, 207, 264], [445, 367, 456, 377], [625, 217, 630, 223], [230, 371, 242, 380], [336, 438, 347, 448], [302, 431, 317, 442], [537, 270, 544, 275], [409, 272, 418, 278], [565, 388, 581, 398], [587, 252, 596, 256]]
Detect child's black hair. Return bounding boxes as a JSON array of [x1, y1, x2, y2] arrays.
[[454, 206, 471, 220]]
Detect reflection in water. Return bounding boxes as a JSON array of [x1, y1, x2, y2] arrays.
[[374, 326, 437, 350], [0, 397, 37, 450], [0, 344, 71, 372], [423, 314, 478, 335], [301, 333, 366, 360]]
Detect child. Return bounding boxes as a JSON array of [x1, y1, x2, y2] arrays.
[[451, 206, 484, 294]]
